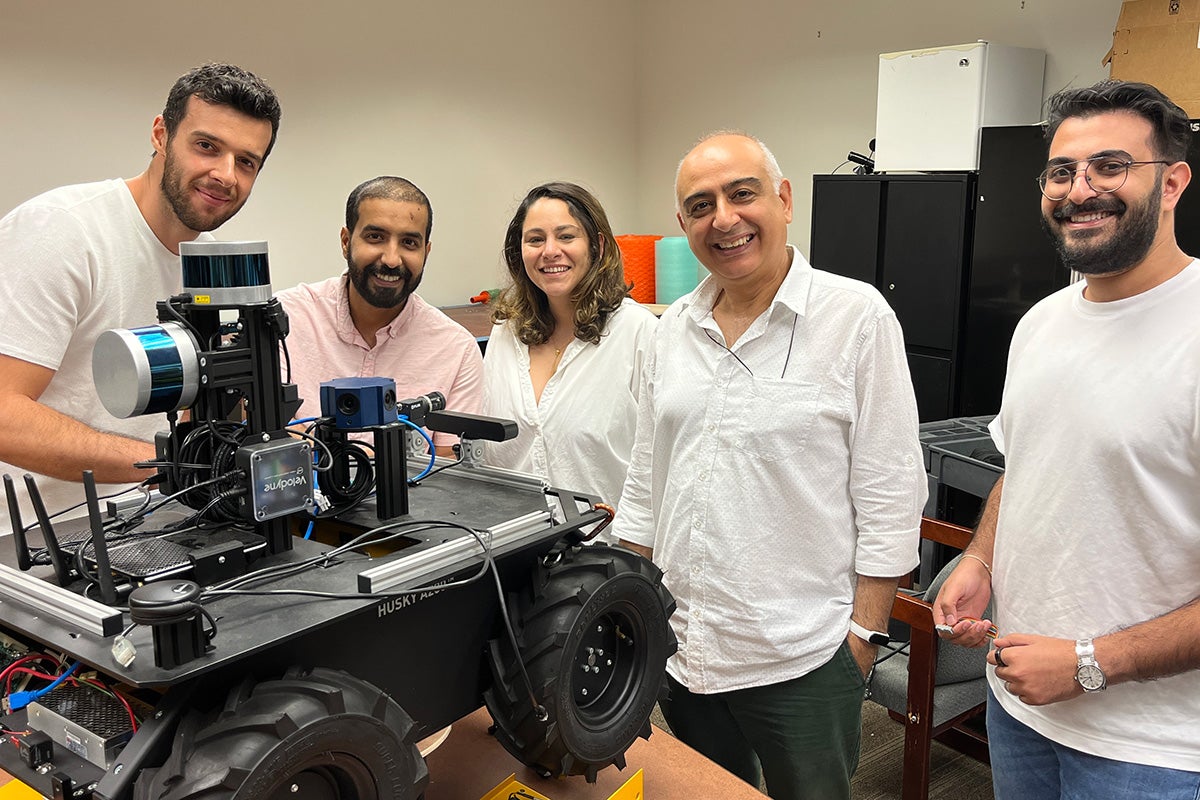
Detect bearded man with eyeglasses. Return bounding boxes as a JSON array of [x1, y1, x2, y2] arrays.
[[935, 81, 1200, 799]]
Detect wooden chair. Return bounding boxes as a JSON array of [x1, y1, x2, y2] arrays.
[[867, 517, 991, 800]]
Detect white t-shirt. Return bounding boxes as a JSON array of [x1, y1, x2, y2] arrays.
[[0, 179, 199, 533], [612, 248, 926, 693], [989, 260, 1200, 770], [481, 299, 656, 536]]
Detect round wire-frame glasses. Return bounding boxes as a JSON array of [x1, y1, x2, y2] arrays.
[[1037, 157, 1171, 201]]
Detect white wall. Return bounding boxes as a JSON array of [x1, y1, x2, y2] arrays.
[[0, 0, 639, 306], [2, 0, 1125, 304], [633, 0, 1124, 250]]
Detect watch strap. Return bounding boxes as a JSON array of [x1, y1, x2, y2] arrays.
[[849, 619, 890, 646], [1074, 637, 1107, 692]]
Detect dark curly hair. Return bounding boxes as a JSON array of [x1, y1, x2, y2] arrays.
[[491, 182, 631, 346], [1044, 80, 1191, 163], [162, 63, 282, 162]]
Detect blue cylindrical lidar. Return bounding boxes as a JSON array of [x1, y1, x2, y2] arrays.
[[93, 322, 201, 418], [137, 326, 188, 414], [654, 237, 707, 304], [179, 240, 272, 305]]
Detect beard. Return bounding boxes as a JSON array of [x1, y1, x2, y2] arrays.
[[1040, 190, 1161, 276], [347, 246, 424, 311], [160, 144, 245, 233]]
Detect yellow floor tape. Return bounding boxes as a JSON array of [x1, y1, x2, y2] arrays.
[[0, 779, 43, 799], [480, 775, 554, 800], [480, 769, 643, 800]]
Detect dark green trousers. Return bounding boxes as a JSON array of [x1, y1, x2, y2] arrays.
[[660, 640, 865, 800]]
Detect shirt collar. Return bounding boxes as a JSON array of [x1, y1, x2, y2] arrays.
[[334, 272, 419, 347], [684, 245, 813, 324]]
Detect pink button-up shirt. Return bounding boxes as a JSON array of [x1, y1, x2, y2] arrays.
[[275, 275, 483, 447]]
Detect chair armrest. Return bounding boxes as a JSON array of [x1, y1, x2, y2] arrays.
[[891, 592, 935, 632], [920, 516, 974, 550]]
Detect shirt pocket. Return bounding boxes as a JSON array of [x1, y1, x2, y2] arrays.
[[731, 378, 822, 463]]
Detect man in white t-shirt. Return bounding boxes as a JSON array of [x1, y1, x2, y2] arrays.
[[0, 63, 281, 530], [936, 80, 1200, 799]]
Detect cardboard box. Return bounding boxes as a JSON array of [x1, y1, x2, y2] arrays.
[[1105, 0, 1200, 117]]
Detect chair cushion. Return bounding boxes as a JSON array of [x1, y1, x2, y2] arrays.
[[924, 555, 994, 685], [871, 652, 988, 728]]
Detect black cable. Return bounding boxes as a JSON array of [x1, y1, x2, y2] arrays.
[[872, 640, 911, 667], [196, 517, 546, 716], [408, 455, 465, 485], [287, 429, 335, 472], [161, 295, 204, 349], [704, 329, 754, 376], [491, 541, 546, 722], [205, 519, 460, 593], [307, 421, 375, 513], [280, 335, 293, 384], [22, 481, 155, 536]]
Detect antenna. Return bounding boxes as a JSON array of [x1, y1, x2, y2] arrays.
[[23, 474, 72, 586], [82, 471, 117, 605], [3, 476, 32, 571]]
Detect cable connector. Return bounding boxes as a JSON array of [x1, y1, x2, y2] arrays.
[[111, 635, 137, 668], [6, 689, 40, 713]]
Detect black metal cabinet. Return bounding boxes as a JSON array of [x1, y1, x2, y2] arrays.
[[810, 126, 1069, 421]]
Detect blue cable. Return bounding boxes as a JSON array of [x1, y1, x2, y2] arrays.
[[289, 416, 318, 426], [303, 520, 315, 540], [7, 661, 81, 712], [397, 417, 437, 481]]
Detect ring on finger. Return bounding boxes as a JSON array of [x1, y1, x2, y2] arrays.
[[994, 645, 1007, 668]]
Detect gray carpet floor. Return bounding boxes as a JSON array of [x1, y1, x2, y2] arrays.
[[651, 700, 995, 799]]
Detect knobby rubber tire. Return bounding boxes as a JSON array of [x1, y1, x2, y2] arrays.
[[484, 543, 677, 782], [132, 666, 428, 800]]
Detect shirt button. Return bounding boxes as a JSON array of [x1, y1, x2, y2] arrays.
[[698, 471, 707, 481]]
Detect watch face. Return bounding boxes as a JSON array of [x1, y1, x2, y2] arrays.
[[1076, 664, 1105, 691]]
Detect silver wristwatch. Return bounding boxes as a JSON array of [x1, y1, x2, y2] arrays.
[[1074, 638, 1107, 693]]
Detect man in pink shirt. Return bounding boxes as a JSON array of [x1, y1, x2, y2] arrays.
[[276, 176, 483, 455]]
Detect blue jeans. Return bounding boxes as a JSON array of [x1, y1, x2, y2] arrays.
[[988, 688, 1200, 800]]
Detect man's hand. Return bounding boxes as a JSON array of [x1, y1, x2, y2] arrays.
[[932, 558, 995, 648], [990, 633, 1082, 705], [0, 354, 156, 483], [846, 634, 878, 679], [619, 540, 653, 561]]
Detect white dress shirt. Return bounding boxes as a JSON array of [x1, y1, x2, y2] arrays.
[[613, 247, 925, 693], [482, 299, 657, 537]]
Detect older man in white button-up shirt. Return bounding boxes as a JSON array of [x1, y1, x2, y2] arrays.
[[614, 133, 926, 800]]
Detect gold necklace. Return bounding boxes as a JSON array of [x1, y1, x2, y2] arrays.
[[543, 335, 571, 372]]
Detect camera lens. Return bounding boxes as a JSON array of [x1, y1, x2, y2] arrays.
[[337, 393, 360, 415]]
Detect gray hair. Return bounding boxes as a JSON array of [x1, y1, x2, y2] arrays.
[[674, 130, 784, 213]]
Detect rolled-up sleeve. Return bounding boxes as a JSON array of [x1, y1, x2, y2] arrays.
[[848, 311, 926, 576], [612, 337, 658, 549]]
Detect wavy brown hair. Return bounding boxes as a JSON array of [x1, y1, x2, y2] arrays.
[[491, 182, 631, 346]]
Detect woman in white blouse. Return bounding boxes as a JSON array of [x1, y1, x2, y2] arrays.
[[481, 182, 656, 533]]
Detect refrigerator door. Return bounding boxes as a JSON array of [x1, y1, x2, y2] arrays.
[[876, 42, 987, 172]]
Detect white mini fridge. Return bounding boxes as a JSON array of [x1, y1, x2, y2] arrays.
[[875, 41, 1046, 172]]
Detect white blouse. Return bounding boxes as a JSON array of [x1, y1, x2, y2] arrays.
[[481, 299, 657, 538]]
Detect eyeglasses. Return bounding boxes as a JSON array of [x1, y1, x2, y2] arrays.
[[1036, 157, 1170, 201]]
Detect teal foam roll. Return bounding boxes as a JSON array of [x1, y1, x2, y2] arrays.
[[655, 237, 706, 304]]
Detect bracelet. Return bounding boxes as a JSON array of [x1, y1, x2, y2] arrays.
[[848, 619, 891, 646], [962, 553, 992, 576]]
